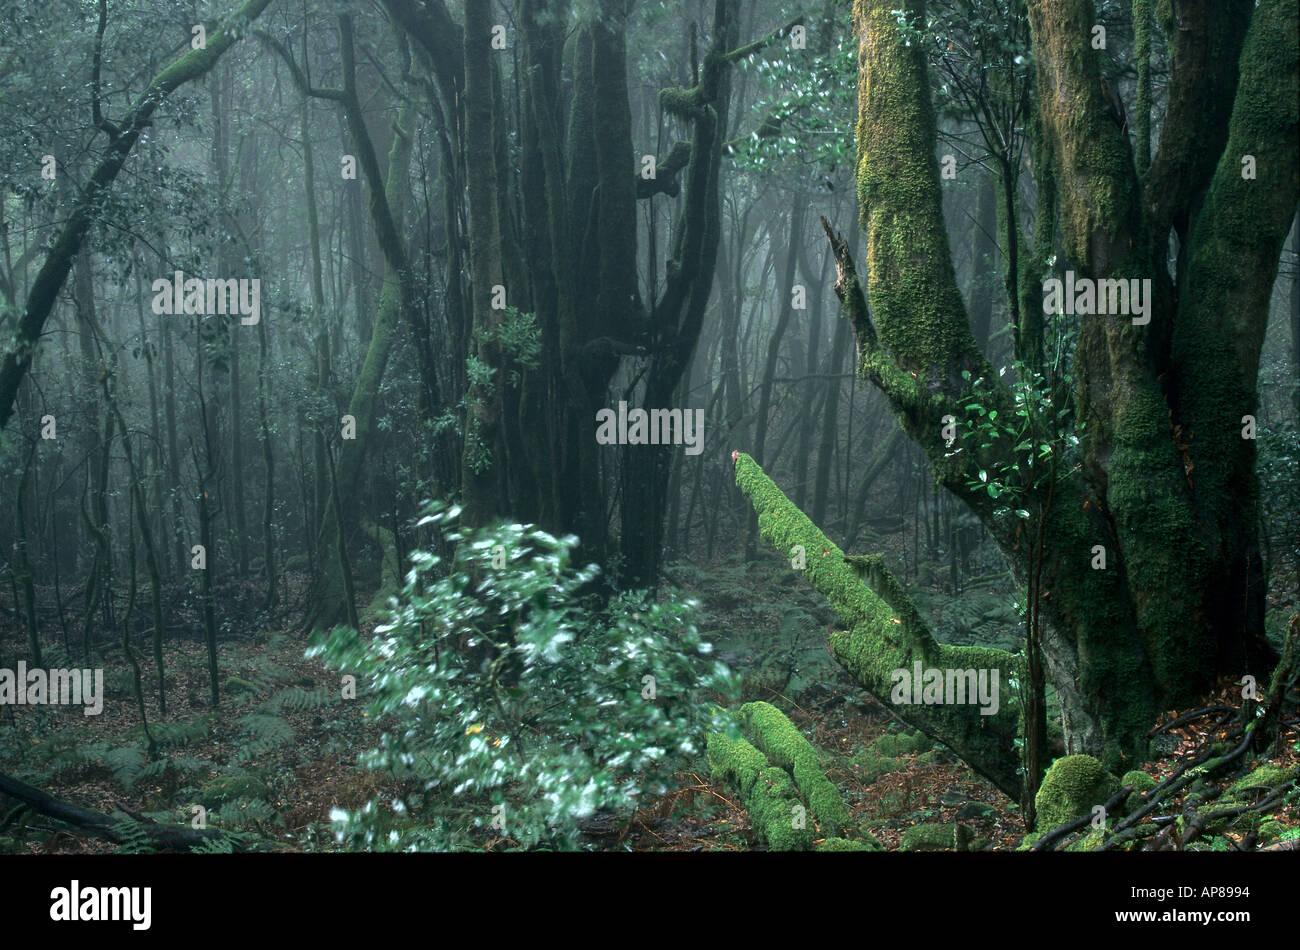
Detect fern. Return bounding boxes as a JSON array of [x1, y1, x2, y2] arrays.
[[26, 735, 106, 780], [134, 716, 212, 751], [240, 657, 292, 695], [267, 687, 329, 713], [103, 746, 148, 790], [190, 830, 243, 854], [108, 814, 158, 855], [235, 713, 293, 763], [215, 797, 283, 830]]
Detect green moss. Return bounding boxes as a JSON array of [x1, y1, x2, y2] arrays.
[[1121, 768, 1156, 813], [852, 0, 982, 376], [733, 451, 1025, 799], [1034, 754, 1120, 830], [740, 702, 849, 835], [852, 750, 902, 782], [867, 729, 933, 757], [1257, 820, 1283, 842], [899, 823, 953, 852], [1064, 827, 1105, 851], [223, 676, 258, 696], [361, 522, 401, 619], [1227, 763, 1299, 797], [707, 732, 814, 851], [817, 835, 884, 852], [1017, 832, 1043, 851]]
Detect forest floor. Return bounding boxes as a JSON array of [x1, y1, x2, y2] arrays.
[[1, 549, 1297, 853]]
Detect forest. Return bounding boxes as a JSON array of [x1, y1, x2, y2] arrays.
[[0, 0, 1297, 863]]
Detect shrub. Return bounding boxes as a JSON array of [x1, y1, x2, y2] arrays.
[[309, 501, 737, 850]]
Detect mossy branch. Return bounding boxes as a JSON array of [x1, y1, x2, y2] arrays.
[[706, 732, 814, 850], [740, 701, 849, 835], [732, 450, 1025, 799]]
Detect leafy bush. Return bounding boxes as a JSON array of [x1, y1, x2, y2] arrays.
[[308, 502, 737, 851]]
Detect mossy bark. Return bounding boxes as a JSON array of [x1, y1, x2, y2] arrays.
[[707, 732, 814, 851], [827, 0, 1295, 772], [734, 452, 1024, 799], [740, 701, 849, 835]]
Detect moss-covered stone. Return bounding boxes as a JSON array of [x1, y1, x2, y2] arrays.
[[851, 749, 902, 783], [223, 676, 258, 696], [1227, 763, 1299, 798], [740, 701, 849, 835], [899, 822, 954, 852], [1121, 768, 1156, 813], [955, 801, 995, 821], [1034, 754, 1120, 829], [868, 729, 933, 757], [707, 732, 814, 851], [1257, 820, 1283, 843]]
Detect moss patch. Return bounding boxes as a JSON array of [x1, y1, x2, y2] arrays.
[[707, 732, 814, 851], [899, 822, 953, 851], [740, 701, 849, 835], [1035, 754, 1120, 830], [817, 835, 884, 852]]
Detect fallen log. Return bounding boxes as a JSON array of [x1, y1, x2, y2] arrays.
[[0, 770, 250, 853]]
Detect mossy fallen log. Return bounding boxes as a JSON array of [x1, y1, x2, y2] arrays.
[[732, 451, 1023, 799], [707, 732, 813, 851], [739, 701, 849, 835]]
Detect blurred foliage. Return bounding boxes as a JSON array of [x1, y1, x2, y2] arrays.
[[308, 501, 738, 851]]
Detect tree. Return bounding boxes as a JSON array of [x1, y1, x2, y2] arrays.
[[740, 0, 1298, 783], [0, 0, 276, 430]]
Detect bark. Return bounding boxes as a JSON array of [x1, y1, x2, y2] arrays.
[[734, 452, 1024, 798], [820, 0, 1296, 770]]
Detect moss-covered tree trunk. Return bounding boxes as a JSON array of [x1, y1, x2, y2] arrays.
[[759, 0, 1297, 777]]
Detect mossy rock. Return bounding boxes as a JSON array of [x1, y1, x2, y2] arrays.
[[283, 554, 310, 573], [223, 677, 259, 696], [817, 835, 883, 852], [955, 801, 995, 821], [1227, 763, 1299, 799], [899, 822, 953, 851], [199, 774, 271, 809], [740, 701, 849, 835], [851, 749, 902, 783], [868, 729, 933, 757], [1121, 769, 1157, 813], [1034, 755, 1120, 830], [1257, 820, 1283, 843]]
